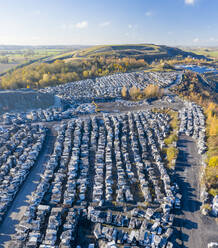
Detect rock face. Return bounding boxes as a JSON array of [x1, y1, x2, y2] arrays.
[[0, 89, 57, 114]]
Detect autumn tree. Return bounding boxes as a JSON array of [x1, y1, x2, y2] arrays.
[[208, 156, 218, 167], [82, 70, 89, 78], [129, 85, 141, 100], [121, 86, 128, 98], [143, 84, 163, 98]]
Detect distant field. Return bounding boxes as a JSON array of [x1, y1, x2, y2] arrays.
[[184, 48, 218, 59], [0, 48, 68, 64], [0, 48, 73, 75], [0, 63, 19, 74]]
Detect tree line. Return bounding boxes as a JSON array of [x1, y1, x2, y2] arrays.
[[121, 84, 164, 101], [0, 57, 149, 89], [171, 71, 218, 196]]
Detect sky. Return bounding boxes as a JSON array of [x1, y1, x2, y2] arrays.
[[0, 0, 217, 46]]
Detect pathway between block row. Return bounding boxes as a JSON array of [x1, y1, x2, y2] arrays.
[[173, 134, 218, 248], [0, 128, 56, 247]]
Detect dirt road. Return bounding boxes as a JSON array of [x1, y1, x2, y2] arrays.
[[0, 128, 56, 247], [172, 134, 218, 248]]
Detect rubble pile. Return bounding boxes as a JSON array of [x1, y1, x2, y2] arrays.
[[40, 71, 180, 102], [8, 111, 180, 247], [0, 124, 46, 221], [179, 102, 206, 154]]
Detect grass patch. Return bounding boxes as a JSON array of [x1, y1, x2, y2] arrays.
[[164, 133, 178, 146], [163, 110, 179, 169], [166, 147, 179, 167], [184, 48, 218, 59], [152, 109, 179, 169], [209, 188, 218, 197], [172, 74, 218, 196]]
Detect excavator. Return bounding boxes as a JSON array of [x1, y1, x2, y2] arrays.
[[92, 100, 101, 112]]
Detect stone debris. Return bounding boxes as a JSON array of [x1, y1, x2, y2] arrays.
[[6, 111, 179, 247]]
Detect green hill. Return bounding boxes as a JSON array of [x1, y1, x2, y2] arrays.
[[45, 44, 206, 64], [69, 44, 206, 62]]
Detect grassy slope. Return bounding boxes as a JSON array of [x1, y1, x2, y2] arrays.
[[0, 44, 206, 73], [68, 44, 205, 62], [40, 44, 206, 65], [183, 47, 218, 59]]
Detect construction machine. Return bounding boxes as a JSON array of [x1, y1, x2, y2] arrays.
[[92, 100, 101, 112]]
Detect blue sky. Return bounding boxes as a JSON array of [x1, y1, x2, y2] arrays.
[[0, 0, 217, 46]]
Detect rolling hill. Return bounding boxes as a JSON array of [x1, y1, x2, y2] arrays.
[[45, 44, 207, 64], [68, 44, 207, 62], [0, 43, 208, 90]]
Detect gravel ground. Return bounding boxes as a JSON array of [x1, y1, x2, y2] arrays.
[[0, 90, 59, 114], [97, 97, 184, 113], [172, 134, 218, 248], [0, 93, 217, 247]]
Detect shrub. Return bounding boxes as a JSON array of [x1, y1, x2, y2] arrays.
[[121, 86, 127, 98], [169, 111, 179, 130], [129, 85, 142, 100], [127, 84, 163, 101], [164, 133, 178, 146], [166, 147, 179, 168], [209, 188, 218, 197], [143, 84, 163, 99], [205, 166, 218, 189], [208, 156, 218, 167]]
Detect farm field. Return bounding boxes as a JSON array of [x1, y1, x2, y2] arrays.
[[0, 63, 20, 74], [0, 46, 76, 63], [0, 46, 84, 76], [182, 47, 218, 59]]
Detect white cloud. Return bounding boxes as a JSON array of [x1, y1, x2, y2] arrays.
[[99, 21, 110, 27], [128, 24, 138, 30], [185, 0, 195, 5], [208, 37, 218, 42], [193, 37, 199, 43], [75, 21, 88, 29], [145, 11, 153, 17]]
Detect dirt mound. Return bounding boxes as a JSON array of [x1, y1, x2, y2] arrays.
[[0, 89, 57, 114]]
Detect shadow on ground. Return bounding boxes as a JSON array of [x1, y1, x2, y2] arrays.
[[171, 135, 202, 247]]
